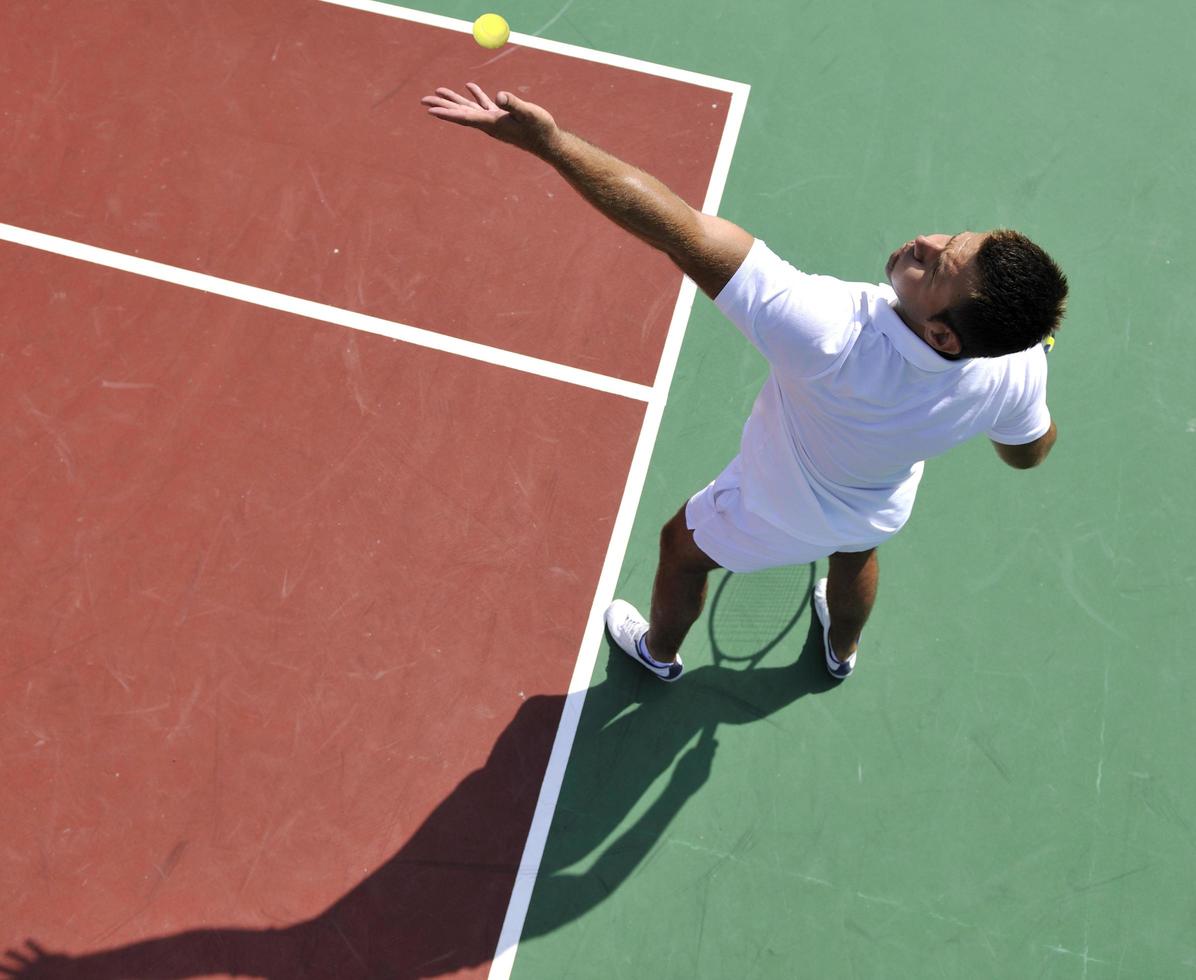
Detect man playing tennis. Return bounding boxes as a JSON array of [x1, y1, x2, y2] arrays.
[[422, 83, 1067, 683]]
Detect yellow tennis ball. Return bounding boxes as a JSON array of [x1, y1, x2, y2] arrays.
[[472, 13, 510, 49]]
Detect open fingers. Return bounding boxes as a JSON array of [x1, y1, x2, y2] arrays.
[[466, 82, 499, 111], [424, 106, 477, 126], [432, 86, 479, 108], [421, 94, 467, 111]]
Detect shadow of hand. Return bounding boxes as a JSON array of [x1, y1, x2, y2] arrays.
[[0, 942, 78, 980]]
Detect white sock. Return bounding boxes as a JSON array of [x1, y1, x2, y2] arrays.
[[636, 633, 671, 667]]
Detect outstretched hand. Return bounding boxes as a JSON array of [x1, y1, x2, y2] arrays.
[[420, 82, 559, 155]]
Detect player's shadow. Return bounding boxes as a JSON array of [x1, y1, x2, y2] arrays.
[[2, 567, 835, 980]]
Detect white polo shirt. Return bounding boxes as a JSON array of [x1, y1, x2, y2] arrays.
[[714, 239, 1052, 550]]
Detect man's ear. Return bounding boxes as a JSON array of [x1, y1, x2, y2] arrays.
[[925, 319, 962, 356]]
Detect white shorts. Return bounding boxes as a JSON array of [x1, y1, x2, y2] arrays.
[[685, 456, 835, 574]]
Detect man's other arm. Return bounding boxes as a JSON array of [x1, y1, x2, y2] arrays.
[[992, 419, 1057, 469]]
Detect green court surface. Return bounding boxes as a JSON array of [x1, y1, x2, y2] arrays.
[[3, 0, 1191, 976], [412, 0, 1195, 976]]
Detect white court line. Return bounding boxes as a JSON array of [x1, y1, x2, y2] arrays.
[[319, 0, 751, 96], [0, 223, 651, 403]]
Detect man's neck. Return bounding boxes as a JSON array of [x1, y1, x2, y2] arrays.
[[891, 301, 960, 361]]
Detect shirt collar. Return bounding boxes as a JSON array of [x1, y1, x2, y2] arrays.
[[871, 285, 965, 373]]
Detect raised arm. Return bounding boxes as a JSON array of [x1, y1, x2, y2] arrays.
[[420, 83, 753, 299], [992, 419, 1057, 469]]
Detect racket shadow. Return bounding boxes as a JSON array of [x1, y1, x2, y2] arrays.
[[706, 561, 817, 671]]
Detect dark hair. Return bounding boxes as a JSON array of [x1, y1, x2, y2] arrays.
[[932, 229, 1068, 358]]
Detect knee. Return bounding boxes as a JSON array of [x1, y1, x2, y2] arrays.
[[659, 507, 718, 571], [830, 547, 878, 569], [659, 508, 691, 560]]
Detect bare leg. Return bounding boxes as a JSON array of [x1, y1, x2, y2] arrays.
[[645, 505, 721, 662], [826, 547, 878, 658]]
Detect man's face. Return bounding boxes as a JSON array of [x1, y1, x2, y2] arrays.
[[886, 231, 985, 332]]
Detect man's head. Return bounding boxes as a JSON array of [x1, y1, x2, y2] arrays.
[[886, 230, 1069, 358]]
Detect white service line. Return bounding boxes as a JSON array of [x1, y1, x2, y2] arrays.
[[0, 223, 651, 403]]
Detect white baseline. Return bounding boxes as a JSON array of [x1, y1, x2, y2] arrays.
[[319, 0, 750, 94]]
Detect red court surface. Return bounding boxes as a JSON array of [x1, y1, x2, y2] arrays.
[[1, 0, 730, 387], [1, 241, 644, 976], [1, 2, 730, 977]]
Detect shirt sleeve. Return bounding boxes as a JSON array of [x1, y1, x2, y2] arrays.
[[986, 345, 1052, 445], [714, 239, 862, 378]]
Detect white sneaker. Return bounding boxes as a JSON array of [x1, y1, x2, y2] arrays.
[[812, 578, 857, 680], [604, 600, 684, 682]]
